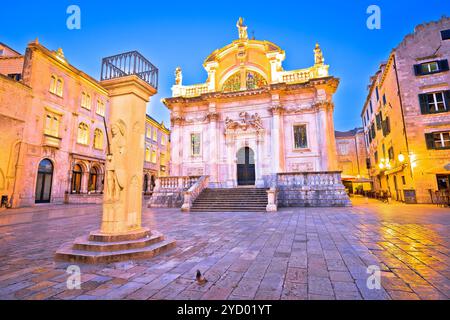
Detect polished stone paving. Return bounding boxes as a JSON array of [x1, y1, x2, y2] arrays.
[[0, 197, 449, 300]]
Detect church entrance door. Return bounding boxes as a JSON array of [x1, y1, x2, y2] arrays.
[[237, 147, 255, 186]]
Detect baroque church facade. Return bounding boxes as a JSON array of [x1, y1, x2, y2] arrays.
[[164, 18, 340, 189]]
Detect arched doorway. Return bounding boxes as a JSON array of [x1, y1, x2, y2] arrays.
[[71, 164, 83, 194], [88, 167, 98, 193], [35, 159, 53, 203], [143, 174, 149, 193], [237, 147, 255, 186], [150, 175, 156, 191]]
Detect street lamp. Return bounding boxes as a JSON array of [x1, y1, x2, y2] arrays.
[[398, 153, 405, 163]]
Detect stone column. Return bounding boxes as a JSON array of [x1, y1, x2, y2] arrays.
[[170, 116, 182, 176], [271, 97, 284, 175], [100, 75, 157, 234], [208, 106, 219, 186], [226, 134, 235, 188], [255, 133, 265, 187]]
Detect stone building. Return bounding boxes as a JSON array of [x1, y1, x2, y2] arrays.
[[335, 128, 372, 193], [361, 17, 450, 203], [153, 18, 350, 210], [143, 115, 170, 194], [0, 40, 167, 208]]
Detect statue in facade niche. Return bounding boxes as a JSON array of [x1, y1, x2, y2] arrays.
[[175, 67, 182, 85], [314, 43, 324, 65], [105, 121, 126, 203], [236, 17, 248, 40]]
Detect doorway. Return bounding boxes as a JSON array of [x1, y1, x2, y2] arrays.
[[35, 159, 53, 203], [237, 147, 255, 186]]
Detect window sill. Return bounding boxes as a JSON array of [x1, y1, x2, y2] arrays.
[[422, 110, 450, 115], [76, 142, 89, 147], [49, 91, 63, 98], [293, 148, 311, 152]]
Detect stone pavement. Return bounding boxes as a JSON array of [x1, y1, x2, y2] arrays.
[[0, 198, 449, 300]]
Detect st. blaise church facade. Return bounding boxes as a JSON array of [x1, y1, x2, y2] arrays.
[[164, 19, 340, 190]]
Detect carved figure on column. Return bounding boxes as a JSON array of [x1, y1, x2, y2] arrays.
[[105, 121, 126, 203]]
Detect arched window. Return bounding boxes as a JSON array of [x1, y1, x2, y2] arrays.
[[222, 72, 241, 92], [143, 174, 149, 193], [50, 75, 57, 94], [151, 150, 157, 163], [77, 122, 89, 145], [221, 70, 267, 92], [94, 129, 103, 150], [246, 71, 267, 90], [56, 78, 63, 97], [145, 147, 151, 162], [71, 164, 83, 194], [88, 167, 98, 192], [81, 92, 91, 110]]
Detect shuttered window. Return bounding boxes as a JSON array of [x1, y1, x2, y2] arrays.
[[441, 29, 450, 40], [425, 131, 450, 150], [414, 60, 449, 76], [419, 91, 450, 114]]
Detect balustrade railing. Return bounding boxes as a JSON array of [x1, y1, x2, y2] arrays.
[[280, 69, 313, 84], [101, 51, 158, 89], [155, 176, 201, 191], [181, 176, 210, 212], [277, 171, 342, 187]]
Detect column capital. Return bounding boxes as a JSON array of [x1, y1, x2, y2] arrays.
[[270, 104, 284, 116]]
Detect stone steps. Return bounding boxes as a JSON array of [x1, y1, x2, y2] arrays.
[[191, 188, 268, 212], [55, 228, 176, 264]]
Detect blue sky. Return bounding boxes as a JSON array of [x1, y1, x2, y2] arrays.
[[1, 1, 448, 130]]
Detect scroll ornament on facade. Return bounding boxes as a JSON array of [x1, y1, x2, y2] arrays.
[[225, 112, 264, 131]]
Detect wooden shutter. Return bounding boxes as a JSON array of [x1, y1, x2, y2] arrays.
[[418, 94, 429, 114], [425, 133, 435, 149], [438, 59, 449, 72], [413, 64, 422, 76], [444, 90, 450, 111]]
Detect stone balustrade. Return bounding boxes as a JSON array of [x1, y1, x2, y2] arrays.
[[155, 176, 201, 191], [276, 171, 351, 207], [181, 176, 210, 212], [149, 176, 202, 208], [174, 84, 210, 98], [280, 68, 313, 84]]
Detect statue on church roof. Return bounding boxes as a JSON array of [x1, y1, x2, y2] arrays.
[[236, 17, 248, 40], [175, 67, 182, 85], [314, 43, 324, 65]]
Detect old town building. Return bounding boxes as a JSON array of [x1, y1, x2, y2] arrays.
[[0, 40, 167, 208], [362, 17, 450, 203], [153, 18, 350, 210], [143, 115, 170, 194], [335, 128, 371, 193]]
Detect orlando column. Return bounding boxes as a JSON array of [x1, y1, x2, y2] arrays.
[[55, 52, 175, 264]]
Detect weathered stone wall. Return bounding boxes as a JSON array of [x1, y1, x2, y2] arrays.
[[276, 172, 351, 207]]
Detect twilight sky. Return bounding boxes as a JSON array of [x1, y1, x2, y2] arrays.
[[1, 1, 448, 130]]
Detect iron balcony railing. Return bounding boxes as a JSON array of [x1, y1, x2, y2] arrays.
[[100, 51, 158, 89]]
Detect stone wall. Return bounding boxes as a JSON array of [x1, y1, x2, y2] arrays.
[[276, 172, 351, 207]]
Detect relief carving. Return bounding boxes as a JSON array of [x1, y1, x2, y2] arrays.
[[225, 112, 264, 132], [105, 120, 126, 203]]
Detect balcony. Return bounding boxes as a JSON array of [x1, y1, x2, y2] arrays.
[[100, 51, 158, 90], [43, 134, 61, 149]]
